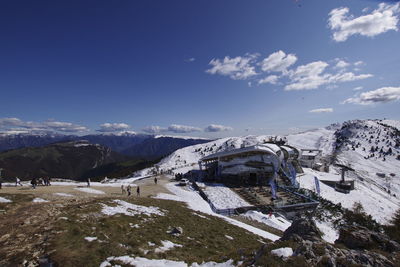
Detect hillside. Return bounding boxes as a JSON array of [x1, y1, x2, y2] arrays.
[[130, 119, 400, 225], [0, 141, 128, 180]]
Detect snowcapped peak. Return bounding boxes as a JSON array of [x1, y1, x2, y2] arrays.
[[154, 135, 210, 140]]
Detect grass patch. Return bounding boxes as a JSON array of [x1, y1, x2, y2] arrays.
[[0, 193, 34, 210], [49, 197, 268, 266]]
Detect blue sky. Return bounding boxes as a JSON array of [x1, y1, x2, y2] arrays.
[[0, 0, 399, 138]]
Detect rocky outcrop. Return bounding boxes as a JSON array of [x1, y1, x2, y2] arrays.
[[295, 239, 395, 267], [249, 219, 400, 266], [336, 225, 400, 253], [280, 218, 322, 242]]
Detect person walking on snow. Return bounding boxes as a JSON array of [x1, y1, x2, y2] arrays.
[[15, 177, 22, 187], [87, 178, 91, 187]]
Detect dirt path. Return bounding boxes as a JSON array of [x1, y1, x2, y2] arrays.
[[0, 175, 173, 201]]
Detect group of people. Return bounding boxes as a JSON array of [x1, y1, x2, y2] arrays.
[[175, 173, 186, 180], [30, 177, 51, 189], [121, 184, 140, 197]]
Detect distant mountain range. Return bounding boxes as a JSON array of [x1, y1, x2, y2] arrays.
[[0, 140, 128, 180], [0, 133, 210, 180], [0, 132, 210, 159]]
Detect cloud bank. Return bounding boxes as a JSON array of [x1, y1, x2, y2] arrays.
[[204, 124, 233, 132], [206, 51, 372, 91], [0, 118, 89, 134], [328, 3, 400, 42], [97, 123, 130, 132], [342, 86, 400, 105], [309, 108, 334, 113], [206, 54, 258, 80]]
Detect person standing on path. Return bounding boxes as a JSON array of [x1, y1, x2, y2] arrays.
[[136, 186, 140, 197], [0, 168, 3, 189], [87, 178, 91, 187], [31, 177, 37, 189], [154, 177, 158, 184], [127, 185, 131, 197]]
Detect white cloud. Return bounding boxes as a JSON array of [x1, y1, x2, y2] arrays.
[[142, 125, 167, 134], [204, 124, 233, 132], [0, 117, 30, 128], [258, 75, 279, 85], [0, 118, 89, 133], [353, 86, 363, 91], [142, 124, 202, 134], [206, 52, 372, 91], [335, 59, 350, 69], [284, 61, 373, 91], [342, 86, 400, 105], [206, 54, 257, 80], [309, 108, 334, 113], [329, 72, 373, 83], [97, 123, 130, 132], [167, 124, 201, 133], [260, 50, 297, 73], [285, 61, 330, 90], [185, 57, 195, 62], [328, 3, 400, 42], [45, 121, 89, 133], [354, 61, 364, 66]]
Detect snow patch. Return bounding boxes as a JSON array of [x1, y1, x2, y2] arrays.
[[198, 183, 250, 209], [32, 198, 49, 203], [154, 240, 183, 253], [242, 211, 292, 232], [154, 193, 182, 202], [225, 235, 234, 240], [315, 220, 339, 244], [271, 247, 293, 259], [101, 200, 165, 217], [163, 183, 279, 241], [100, 256, 235, 267], [84, 236, 98, 242], [74, 187, 105, 194], [54, 193, 74, 197], [0, 197, 12, 203]]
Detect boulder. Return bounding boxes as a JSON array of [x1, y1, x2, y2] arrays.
[[167, 226, 183, 236], [280, 218, 322, 242]]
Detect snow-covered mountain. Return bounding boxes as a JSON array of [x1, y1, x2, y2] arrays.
[[134, 119, 400, 224]]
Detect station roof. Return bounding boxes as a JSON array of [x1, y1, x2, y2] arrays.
[[200, 144, 280, 162]]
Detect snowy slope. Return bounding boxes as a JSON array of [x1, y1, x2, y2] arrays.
[[129, 119, 400, 224], [301, 168, 399, 224], [381, 119, 400, 131], [333, 120, 400, 197], [151, 135, 278, 174], [286, 123, 341, 156]]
